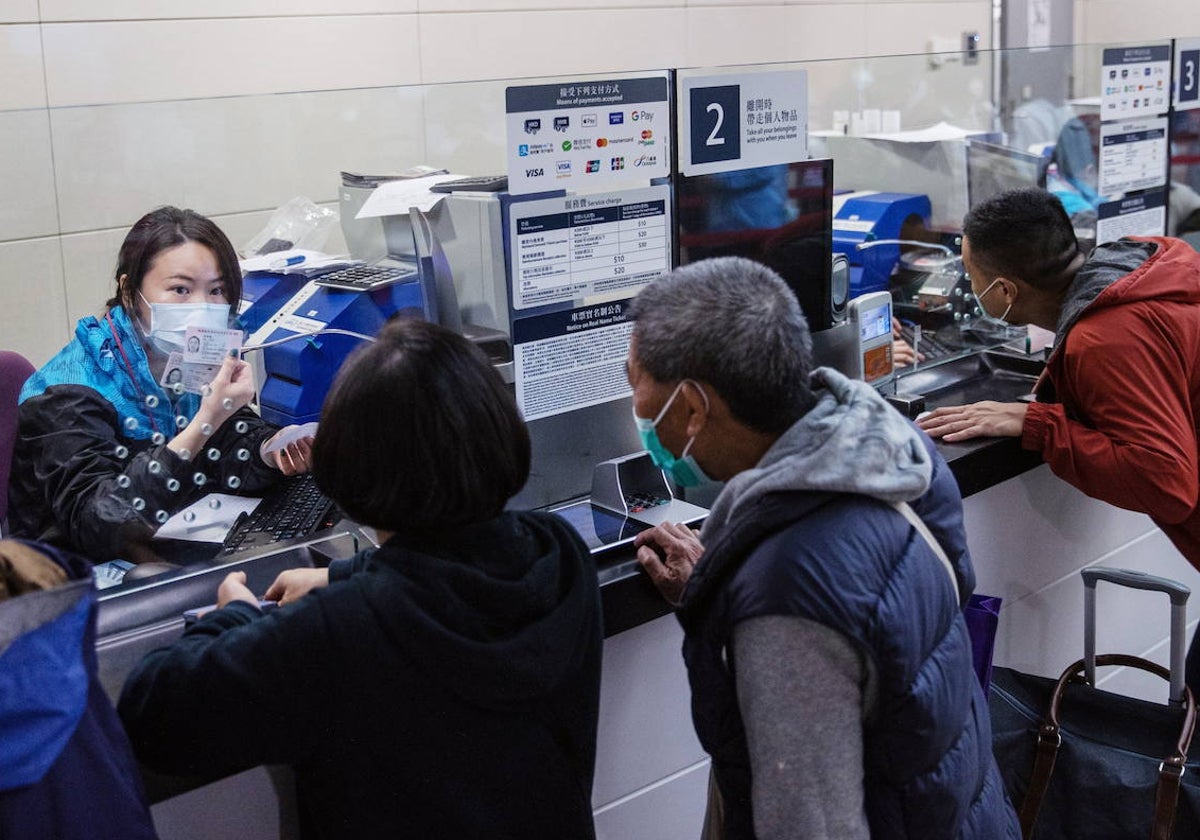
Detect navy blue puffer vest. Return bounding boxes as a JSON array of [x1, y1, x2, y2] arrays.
[[676, 486, 1018, 839]]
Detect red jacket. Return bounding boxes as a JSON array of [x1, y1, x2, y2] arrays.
[[1022, 236, 1200, 567]]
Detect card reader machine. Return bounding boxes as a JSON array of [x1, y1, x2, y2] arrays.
[[549, 453, 708, 554], [849, 291, 895, 389]]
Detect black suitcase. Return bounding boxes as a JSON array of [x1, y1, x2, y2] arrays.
[[989, 568, 1200, 840]]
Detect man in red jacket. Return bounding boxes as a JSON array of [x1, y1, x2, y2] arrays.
[[919, 188, 1200, 683]]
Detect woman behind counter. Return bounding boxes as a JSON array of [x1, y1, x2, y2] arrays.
[[118, 319, 604, 840], [9, 206, 310, 563]]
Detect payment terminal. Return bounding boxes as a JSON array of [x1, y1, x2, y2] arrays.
[[849, 291, 895, 388]]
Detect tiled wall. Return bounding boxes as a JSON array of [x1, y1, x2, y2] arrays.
[[0, 1, 997, 366]]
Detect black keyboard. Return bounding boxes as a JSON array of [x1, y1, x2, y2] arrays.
[[314, 263, 417, 292], [221, 474, 338, 556], [898, 324, 960, 363]]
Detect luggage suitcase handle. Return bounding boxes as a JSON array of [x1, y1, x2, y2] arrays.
[[1081, 568, 1190, 705], [1021, 654, 1198, 840]]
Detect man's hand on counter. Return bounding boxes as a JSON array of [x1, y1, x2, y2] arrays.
[[918, 400, 1028, 442], [635, 522, 705, 607]]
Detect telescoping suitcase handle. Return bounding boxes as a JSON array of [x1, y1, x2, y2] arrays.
[[1019, 569, 1196, 840], [1082, 567, 1190, 705]]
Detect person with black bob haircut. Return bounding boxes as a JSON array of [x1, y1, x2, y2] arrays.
[[119, 318, 604, 840], [10, 206, 311, 565]]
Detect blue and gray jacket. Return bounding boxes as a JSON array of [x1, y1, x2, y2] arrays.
[[677, 368, 1020, 839]]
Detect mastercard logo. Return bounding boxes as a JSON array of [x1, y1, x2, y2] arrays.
[[641, 129, 653, 140], [596, 138, 608, 148]]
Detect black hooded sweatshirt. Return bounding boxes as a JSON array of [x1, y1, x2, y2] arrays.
[[118, 511, 602, 840]]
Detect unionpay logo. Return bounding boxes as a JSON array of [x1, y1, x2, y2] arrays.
[[586, 160, 601, 173], [608, 112, 624, 125]]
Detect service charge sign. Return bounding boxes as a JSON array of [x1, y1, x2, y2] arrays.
[[505, 76, 670, 196], [680, 70, 808, 176], [508, 185, 670, 311]]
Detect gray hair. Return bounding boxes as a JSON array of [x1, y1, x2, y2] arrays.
[[627, 256, 817, 433]]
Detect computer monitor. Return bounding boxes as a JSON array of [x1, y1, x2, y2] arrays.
[[966, 140, 1046, 210], [675, 158, 839, 331]]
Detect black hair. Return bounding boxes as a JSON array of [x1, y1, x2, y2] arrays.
[[963, 188, 1082, 292], [106, 206, 243, 315], [312, 318, 530, 533], [627, 256, 818, 434]]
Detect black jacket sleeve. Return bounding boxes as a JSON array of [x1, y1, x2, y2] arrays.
[[117, 599, 334, 777], [13, 385, 281, 561]]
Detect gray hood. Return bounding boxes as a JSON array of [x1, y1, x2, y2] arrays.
[[1054, 239, 1156, 346], [701, 367, 933, 542]]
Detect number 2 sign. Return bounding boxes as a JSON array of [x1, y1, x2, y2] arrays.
[[680, 71, 808, 176], [689, 85, 741, 165]]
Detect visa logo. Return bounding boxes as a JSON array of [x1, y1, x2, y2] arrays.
[[525, 168, 544, 177]]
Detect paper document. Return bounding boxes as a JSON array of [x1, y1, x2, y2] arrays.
[[262, 422, 318, 455], [862, 121, 983, 143], [355, 174, 465, 219], [156, 494, 261, 543], [239, 249, 356, 276]]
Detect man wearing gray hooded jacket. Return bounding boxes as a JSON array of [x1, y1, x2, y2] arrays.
[[627, 256, 1018, 840]]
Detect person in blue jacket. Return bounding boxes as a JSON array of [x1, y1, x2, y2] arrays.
[[8, 207, 311, 564], [0, 539, 157, 840], [627, 256, 1019, 839], [118, 318, 603, 840]]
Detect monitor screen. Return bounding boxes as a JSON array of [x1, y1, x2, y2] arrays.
[[966, 141, 1046, 210], [676, 159, 836, 331]]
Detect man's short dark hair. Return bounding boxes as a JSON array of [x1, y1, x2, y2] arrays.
[[627, 256, 817, 434], [313, 318, 530, 533], [963, 188, 1082, 292]]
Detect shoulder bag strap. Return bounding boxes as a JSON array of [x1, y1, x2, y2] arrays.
[[893, 501, 961, 607]]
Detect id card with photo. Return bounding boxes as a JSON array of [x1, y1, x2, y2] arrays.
[[183, 326, 242, 365], [159, 351, 220, 396]]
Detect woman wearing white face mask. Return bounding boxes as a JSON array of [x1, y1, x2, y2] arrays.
[[9, 206, 311, 564]]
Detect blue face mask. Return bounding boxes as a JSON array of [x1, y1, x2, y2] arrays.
[[632, 380, 712, 487]]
